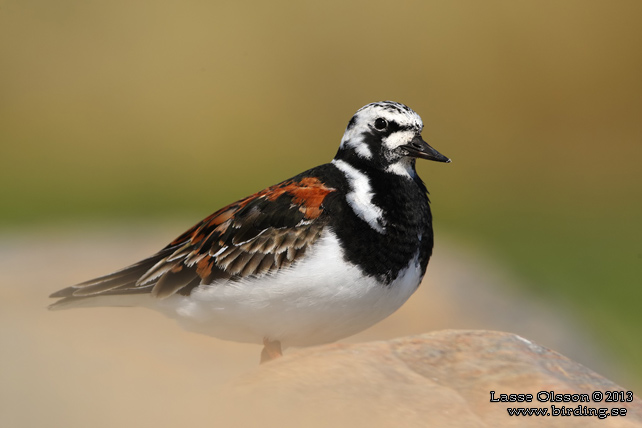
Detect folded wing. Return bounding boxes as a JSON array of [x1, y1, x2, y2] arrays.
[[49, 176, 336, 308]]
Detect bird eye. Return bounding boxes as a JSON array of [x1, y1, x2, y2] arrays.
[[374, 118, 387, 130]]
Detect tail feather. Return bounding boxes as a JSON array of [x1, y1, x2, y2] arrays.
[[48, 248, 177, 309], [48, 291, 153, 311]]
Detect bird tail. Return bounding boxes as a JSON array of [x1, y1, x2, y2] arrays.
[[48, 253, 166, 310]]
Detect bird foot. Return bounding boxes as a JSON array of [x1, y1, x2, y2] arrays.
[[260, 338, 282, 364]]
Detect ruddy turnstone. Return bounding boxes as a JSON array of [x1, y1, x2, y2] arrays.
[[50, 101, 450, 363]]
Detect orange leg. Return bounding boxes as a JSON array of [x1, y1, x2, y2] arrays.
[[260, 338, 283, 364]]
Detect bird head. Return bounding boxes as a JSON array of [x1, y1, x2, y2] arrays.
[[335, 101, 450, 176]]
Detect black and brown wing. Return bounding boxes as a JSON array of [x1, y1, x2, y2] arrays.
[[49, 175, 336, 308]]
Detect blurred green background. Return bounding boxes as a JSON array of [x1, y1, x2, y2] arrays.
[[1, 0, 641, 387]]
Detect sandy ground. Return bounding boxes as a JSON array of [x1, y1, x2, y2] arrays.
[[0, 223, 627, 428]]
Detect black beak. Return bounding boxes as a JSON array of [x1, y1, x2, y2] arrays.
[[401, 135, 451, 163]]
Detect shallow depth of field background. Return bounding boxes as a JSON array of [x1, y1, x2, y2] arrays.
[[1, 0, 641, 421]]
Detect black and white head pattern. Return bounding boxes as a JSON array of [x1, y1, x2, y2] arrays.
[[331, 101, 429, 234], [336, 101, 424, 176]]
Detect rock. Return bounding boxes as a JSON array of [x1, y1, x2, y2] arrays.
[[214, 330, 641, 428]]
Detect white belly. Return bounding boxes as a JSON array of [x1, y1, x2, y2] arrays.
[[154, 230, 423, 347]]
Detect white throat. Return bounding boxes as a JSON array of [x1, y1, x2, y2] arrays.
[[385, 157, 417, 179]]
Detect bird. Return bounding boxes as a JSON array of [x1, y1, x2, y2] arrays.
[[49, 101, 451, 363]]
